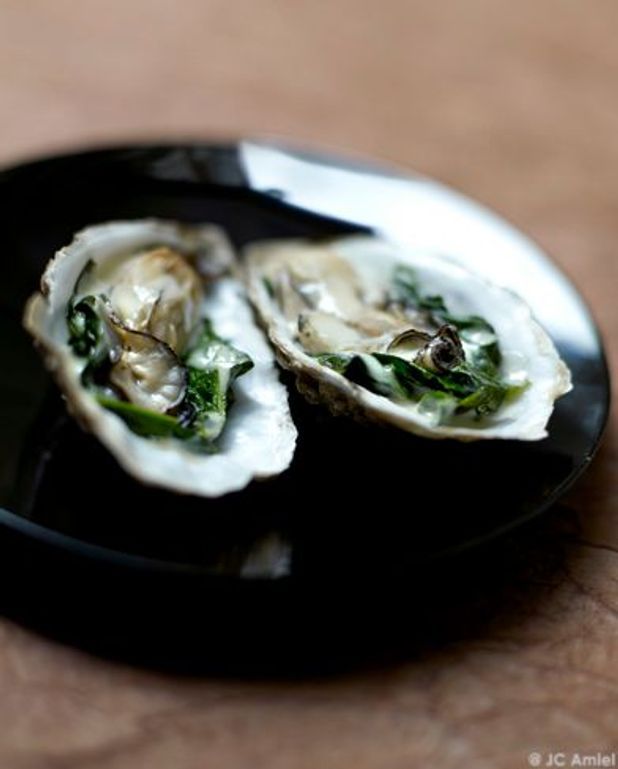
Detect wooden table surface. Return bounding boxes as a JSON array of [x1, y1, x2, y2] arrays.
[[1, 1, 617, 767]]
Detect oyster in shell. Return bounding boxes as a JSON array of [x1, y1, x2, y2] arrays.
[[244, 235, 572, 441], [24, 220, 297, 496]]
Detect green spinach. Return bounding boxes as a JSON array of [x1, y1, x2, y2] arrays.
[[315, 264, 527, 423], [182, 320, 254, 442]]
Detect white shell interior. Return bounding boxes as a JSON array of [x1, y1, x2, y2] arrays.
[[24, 220, 297, 496]]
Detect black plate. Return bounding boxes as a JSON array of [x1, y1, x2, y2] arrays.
[[0, 142, 609, 671]]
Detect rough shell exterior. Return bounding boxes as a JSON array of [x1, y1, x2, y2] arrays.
[[244, 236, 572, 441]]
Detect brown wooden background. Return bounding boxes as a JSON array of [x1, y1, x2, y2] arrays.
[[0, 1, 616, 766]]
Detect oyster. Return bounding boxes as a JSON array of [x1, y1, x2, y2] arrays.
[[244, 235, 572, 441], [24, 220, 297, 496]]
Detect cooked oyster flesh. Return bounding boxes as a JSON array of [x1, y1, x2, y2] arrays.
[[108, 318, 187, 413]]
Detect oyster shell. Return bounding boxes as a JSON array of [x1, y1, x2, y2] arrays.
[[244, 235, 572, 441], [24, 220, 297, 496]]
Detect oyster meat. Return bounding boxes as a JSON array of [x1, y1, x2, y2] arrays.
[[24, 220, 297, 496], [244, 235, 572, 441]]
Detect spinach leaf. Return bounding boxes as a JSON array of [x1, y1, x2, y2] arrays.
[[319, 351, 511, 421], [182, 320, 254, 442], [186, 367, 225, 415], [382, 352, 511, 417], [317, 353, 403, 398], [392, 265, 488, 329], [67, 294, 115, 387], [345, 354, 403, 398], [455, 378, 507, 416], [97, 395, 195, 440], [262, 277, 275, 298], [373, 354, 478, 399], [184, 367, 227, 441], [66, 261, 103, 358], [184, 319, 253, 379], [417, 391, 458, 426], [466, 341, 501, 376], [315, 353, 352, 376], [67, 295, 102, 358]]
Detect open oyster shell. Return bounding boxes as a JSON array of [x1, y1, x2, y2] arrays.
[[244, 235, 572, 441], [24, 220, 297, 496]]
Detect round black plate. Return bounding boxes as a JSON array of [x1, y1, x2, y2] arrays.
[[0, 141, 609, 671]]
